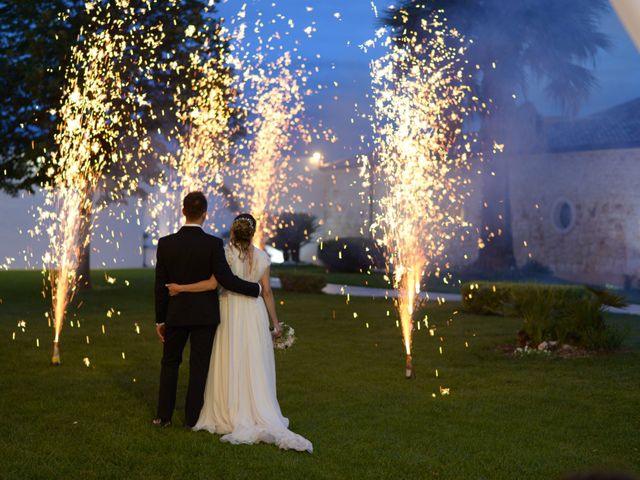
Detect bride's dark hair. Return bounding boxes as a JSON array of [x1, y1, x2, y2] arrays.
[[230, 213, 257, 261]]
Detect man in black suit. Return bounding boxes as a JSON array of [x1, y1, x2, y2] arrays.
[[153, 191, 261, 427]]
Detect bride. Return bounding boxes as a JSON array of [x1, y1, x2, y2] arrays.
[[166, 213, 313, 453]]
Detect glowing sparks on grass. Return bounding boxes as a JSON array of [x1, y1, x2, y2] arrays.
[[364, 17, 477, 378]]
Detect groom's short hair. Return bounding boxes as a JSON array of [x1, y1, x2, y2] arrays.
[[183, 191, 208, 221]]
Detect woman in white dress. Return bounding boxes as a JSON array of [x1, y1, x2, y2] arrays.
[[166, 214, 312, 453]]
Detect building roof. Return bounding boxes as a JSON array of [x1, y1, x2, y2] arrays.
[[543, 97, 640, 153], [322, 98, 640, 170]]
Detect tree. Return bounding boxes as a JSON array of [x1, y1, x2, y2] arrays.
[[269, 213, 319, 263], [384, 0, 610, 269], [0, 0, 233, 286]]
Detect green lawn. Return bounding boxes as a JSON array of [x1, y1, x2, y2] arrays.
[[0, 269, 639, 480]]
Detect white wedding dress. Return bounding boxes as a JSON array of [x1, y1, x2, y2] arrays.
[[193, 244, 313, 453]]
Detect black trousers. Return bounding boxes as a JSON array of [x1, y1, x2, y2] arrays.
[[156, 324, 217, 427]]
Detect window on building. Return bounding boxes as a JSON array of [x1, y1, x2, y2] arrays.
[[551, 198, 575, 233]]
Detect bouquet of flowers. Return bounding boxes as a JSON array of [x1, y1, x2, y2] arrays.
[[272, 323, 296, 350]]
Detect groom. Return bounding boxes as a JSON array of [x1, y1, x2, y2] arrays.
[[153, 191, 261, 428]]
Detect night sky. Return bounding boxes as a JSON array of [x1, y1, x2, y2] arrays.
[[218, 0, 640, 163]]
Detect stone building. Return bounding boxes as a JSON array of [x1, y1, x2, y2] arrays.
[[510, 98, 640, 287], [317, 98, 640, 287]]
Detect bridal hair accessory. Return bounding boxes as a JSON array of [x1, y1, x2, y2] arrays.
[[233, 213, 257, 233]]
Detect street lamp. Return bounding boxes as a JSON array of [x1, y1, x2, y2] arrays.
[[309, 151, 324, 168]]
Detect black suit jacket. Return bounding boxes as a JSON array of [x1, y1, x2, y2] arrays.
[[154, 226, 260, 326]]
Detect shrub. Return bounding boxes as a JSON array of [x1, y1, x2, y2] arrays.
[[519, 289, 556, 344], [461, 281, 627, 350], [318, 237, 386, 273], [462, 282, 592, 315], [585, 285, 627, 309], [459, 283, 511, 315], [564, 295, 624, 350], [277, 272, 327, 293]]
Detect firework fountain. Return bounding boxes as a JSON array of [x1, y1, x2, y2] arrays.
[[216, 4, 316, 248], [147, 22, 233, 237], [147, 6, 315, 243], [365, 18, 477, 378], [41, 2, 160, 364], [232, 49, 309, 247]]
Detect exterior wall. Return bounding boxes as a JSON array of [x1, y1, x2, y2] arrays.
[[509, 147, 640, 286], [320, 159, 369, 239], [297, 158, 369, 264], [318, 147, 640, 287]]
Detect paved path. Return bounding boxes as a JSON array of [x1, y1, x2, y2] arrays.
[[270, 278, 640, 316]]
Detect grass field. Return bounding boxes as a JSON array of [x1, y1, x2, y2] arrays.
[[0, 269, 639, 480]]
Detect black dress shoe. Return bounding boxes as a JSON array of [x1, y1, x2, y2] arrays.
[[152, 418, 172, 428]]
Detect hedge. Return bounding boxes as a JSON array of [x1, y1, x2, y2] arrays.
[[461, 281, 626, 350], [461, 282, 589, 315], [277, 272, 327, 294]]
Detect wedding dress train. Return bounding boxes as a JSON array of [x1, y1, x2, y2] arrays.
[[193, 245, 312, 453]]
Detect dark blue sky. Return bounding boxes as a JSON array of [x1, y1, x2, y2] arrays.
[[218, 0, 640, 162]]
